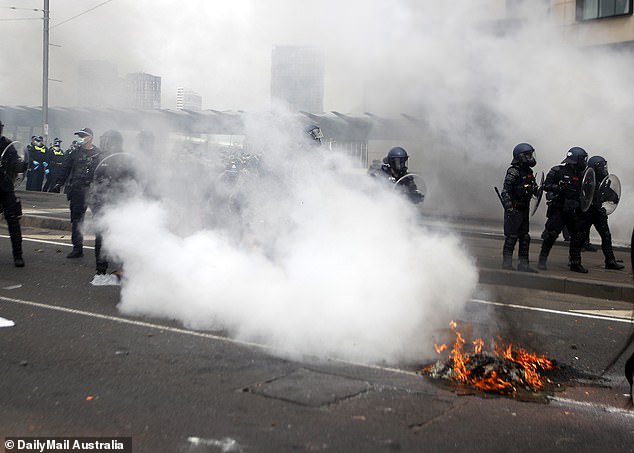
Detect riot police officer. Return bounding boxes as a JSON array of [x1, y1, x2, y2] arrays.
[[26, 135, 48, 191], [500, 143, 539, 272], [368, 146, 424, 204], [0, 121, 28, 266], [91, 129, 139, 281], [52, 127, 101, 258], [43, 137, 65, 192], [538, 147, 589, 273], [582, 155, 624, 270]]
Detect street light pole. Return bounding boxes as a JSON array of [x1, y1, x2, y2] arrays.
[[42, 0, 49, 143]]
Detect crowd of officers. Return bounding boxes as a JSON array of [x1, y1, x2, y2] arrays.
[[500, 143, 624, 274], [0, 123, 132, 278], [0, 119, 626, 279], [24, 135, 76, 193]]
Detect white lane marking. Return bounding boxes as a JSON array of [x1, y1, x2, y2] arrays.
[[469, 298, 634, 325], [571, 309, 633, 319], [0, 294, 419, 378], [0, 234, 94, 250], [550, 396, 634, 417]]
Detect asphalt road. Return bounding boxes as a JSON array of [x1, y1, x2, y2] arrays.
[[0, 226, 633, 452]]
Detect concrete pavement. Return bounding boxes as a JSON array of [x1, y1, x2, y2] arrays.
[[16, 189, 634, 302]]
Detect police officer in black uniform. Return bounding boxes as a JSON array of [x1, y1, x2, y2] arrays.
[[582, 155, 624, 270], [500, 143, 539, 272], [538, 147, 589, 273], [91, 129, 138, 278], [52, 127, 101, 258], [0, 121, 28, 267], [43, 137, 65, 192], [368, 146, 424, 204], [26, 135, 48, 191]]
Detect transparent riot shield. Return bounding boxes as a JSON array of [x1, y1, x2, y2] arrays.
[[93, 152, 145, 201], [579, 166, 596, 213], [531, 171, 544, 217], [597, 174, 621, 215], [1, 140, 27, 187], [393, 173, 426, 205]]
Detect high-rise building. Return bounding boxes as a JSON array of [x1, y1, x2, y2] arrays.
[[126, 72, 161, 109], [271, 45, 325, 113], [176, 87, 202, 111]]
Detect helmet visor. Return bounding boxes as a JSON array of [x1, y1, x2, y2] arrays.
[[391, 156, 408, 172]]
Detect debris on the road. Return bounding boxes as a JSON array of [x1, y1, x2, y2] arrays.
[[91, 274, 121, 286], [0, 316, 15, 327], [422, 321, 557, 396]]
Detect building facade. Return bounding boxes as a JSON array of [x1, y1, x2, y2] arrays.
[[126, 72, 161, 110], [270, 45, 325, 113], [176, 87, 202, 111]]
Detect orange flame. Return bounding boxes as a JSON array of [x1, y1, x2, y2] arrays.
[[431, 321, 554, 393]]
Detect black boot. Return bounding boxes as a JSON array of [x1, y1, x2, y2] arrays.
[[518, 261, 538, 273], [517, 235, 537, 273], [502, 236, 517, 270], [13, 255, 24, 267], [569, 262, 588, 273], [605, 259, 625, 270], [537, 255, 548, 270], [67, 248, 84, 259]]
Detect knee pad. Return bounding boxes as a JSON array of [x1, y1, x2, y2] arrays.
[[543, 230, 558, 243]]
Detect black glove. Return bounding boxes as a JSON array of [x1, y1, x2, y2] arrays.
[[51, 184, 61, 193]]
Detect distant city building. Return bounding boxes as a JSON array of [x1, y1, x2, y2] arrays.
[[77, 60, 125, 108], [271, 45, 325, 113], [176, 87, 202, 111], [126, 72, 161, 109]]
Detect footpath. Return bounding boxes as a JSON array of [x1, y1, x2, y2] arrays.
[[16, 189, 634, 303]]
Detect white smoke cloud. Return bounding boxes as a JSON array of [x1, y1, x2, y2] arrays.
[[97, 112, 477, 364]]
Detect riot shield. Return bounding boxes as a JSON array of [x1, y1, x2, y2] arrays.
[[94, 152, 145, 197], [393, 173, 426, 205], [1, 140, 27, 186], [94, 152, 137, 174], [597, 174, 621, 215], [579, 166, 596, 213], [531, 171, 544, 216]]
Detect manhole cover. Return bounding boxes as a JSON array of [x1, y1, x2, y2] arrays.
[[248, 368, 371, 407]]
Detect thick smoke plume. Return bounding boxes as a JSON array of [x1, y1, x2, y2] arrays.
[[98, 113, 477, 364]]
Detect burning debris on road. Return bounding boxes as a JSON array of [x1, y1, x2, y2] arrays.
[[421, 321, 560, 399]]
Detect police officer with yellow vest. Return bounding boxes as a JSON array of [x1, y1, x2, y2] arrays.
[[26, 135, 48, 191], [43, 137, 65, 192]]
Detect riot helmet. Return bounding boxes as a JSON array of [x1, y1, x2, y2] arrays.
[[511, 143, 536, 167], [588, 155, 608, 181], [34, 135, 43, 146], [304, 124, 323, 146], [387, 146, 409, 177], [99, 129, 124, 153], [562, 147, 588, 171]]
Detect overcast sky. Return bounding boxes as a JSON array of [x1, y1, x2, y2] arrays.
[[0, 0, 441, 111], [0, 0, 507, 113]]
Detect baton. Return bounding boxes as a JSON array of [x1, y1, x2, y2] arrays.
[[494, 186, 505, 209]]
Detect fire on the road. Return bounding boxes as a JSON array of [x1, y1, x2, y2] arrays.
[[422, 321, 556, 394]]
